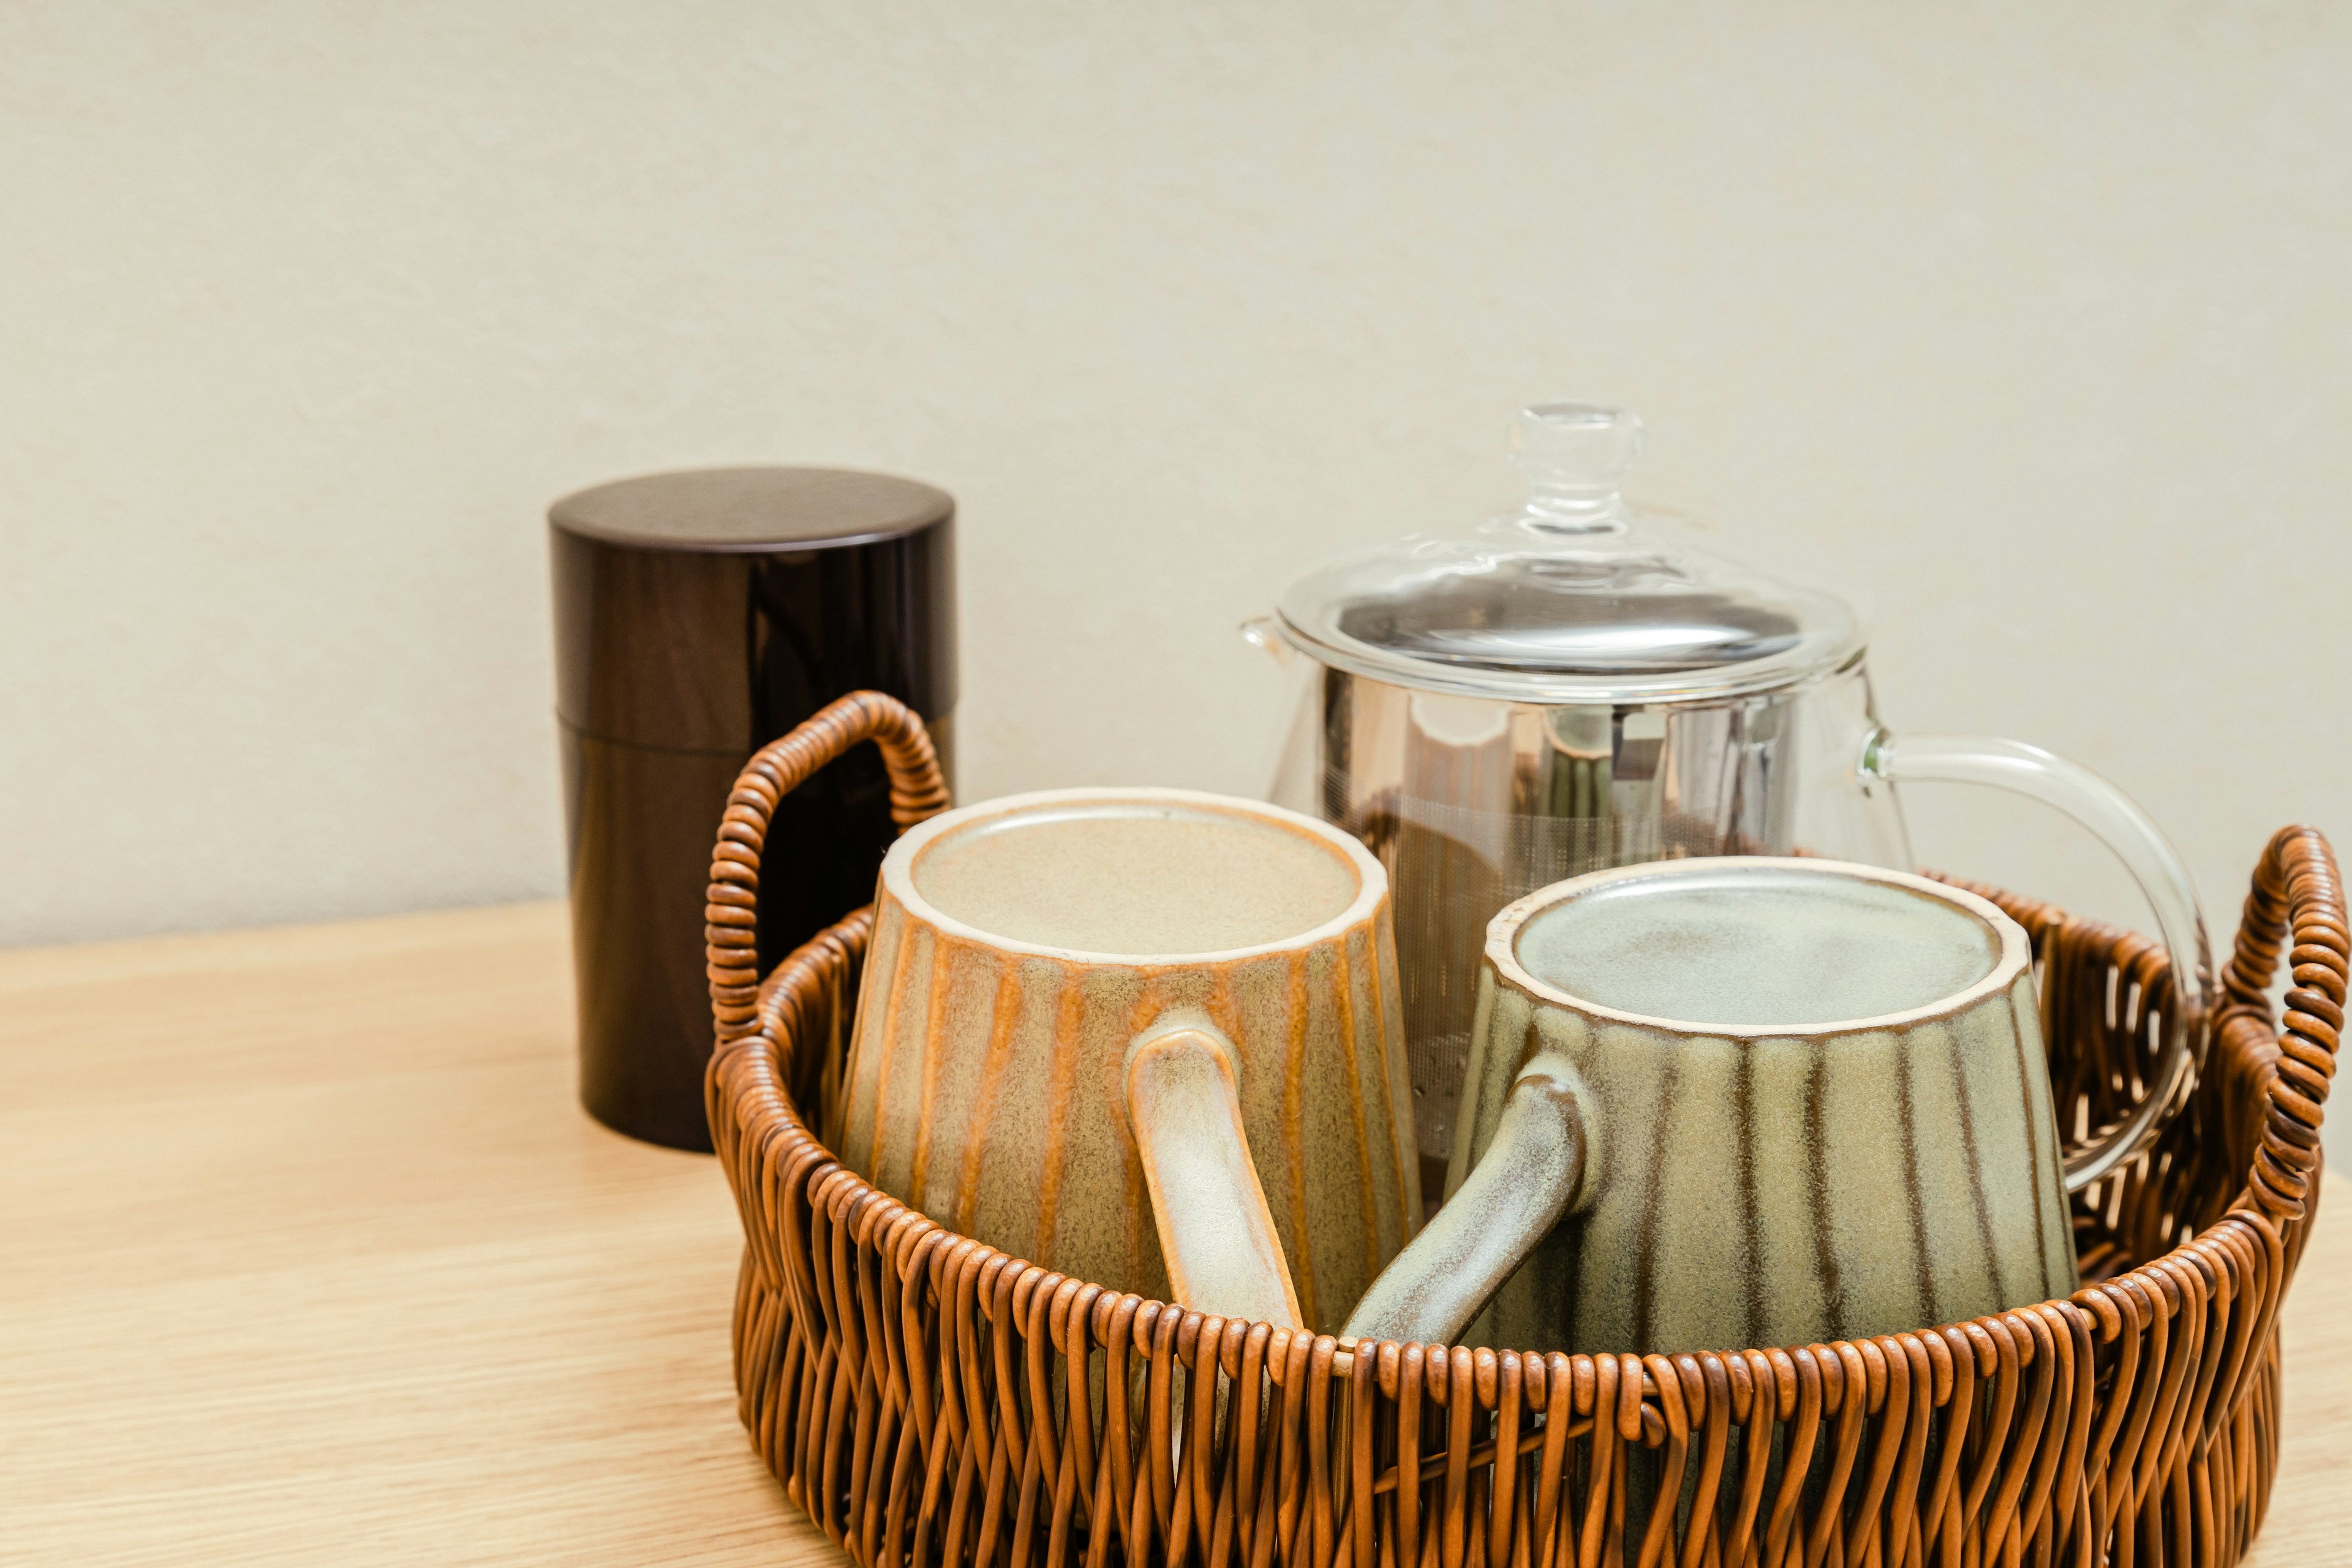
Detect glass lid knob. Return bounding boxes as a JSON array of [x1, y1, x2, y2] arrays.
[[1509, 402, 1643, 533], [1272, 398, 1862, 703]]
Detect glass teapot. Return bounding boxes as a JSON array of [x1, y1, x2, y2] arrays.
[[1245, 403, 2207, 1202]]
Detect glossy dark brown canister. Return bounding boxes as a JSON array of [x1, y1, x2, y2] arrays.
[[550, 468, 955, 1150]]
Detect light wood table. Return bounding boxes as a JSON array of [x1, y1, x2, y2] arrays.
[[2, 903, 2343, 1565]]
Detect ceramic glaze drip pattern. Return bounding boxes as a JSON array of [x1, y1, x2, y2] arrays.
[[834, 847, 1421, 1338], [1455, 968, 2079, 1355]]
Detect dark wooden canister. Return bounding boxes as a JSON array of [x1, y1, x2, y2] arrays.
[[550, 469, 954, 1150]]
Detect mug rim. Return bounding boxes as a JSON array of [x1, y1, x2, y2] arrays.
[[1485, 856, 2033, 1037], [883, 786, 1390, 965]]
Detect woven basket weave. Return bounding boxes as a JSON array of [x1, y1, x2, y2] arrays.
[[704, 693, 2344, 1568]]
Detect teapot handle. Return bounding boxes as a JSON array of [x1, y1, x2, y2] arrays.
[[1339, 1060, 1587, 1347], [1863, 731, 2211, 1192], [1125, 1014, 1305, 1330]]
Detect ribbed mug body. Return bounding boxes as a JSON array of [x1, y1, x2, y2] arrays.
[[835, 788, 1422, 1335], [1455, 861, 2079, 1355]]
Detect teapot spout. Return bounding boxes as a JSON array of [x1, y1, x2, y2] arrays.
[[1240, 614, 1295, 667]]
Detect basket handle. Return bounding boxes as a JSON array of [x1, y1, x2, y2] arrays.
[[704, 692, 950, 1048], [2215, 824, 2346, 1226]]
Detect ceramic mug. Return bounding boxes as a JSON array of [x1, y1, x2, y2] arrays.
[[1343, 857, 2078, 1354], [835, 787, 1422, 1333]]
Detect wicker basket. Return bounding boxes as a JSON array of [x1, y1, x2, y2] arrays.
[[704, 693, 2344, 1568]]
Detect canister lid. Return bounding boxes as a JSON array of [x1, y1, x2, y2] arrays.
[[1275, 405, 1861, 704], [549, 467, 955, 752], [551, 466, 952, 551]]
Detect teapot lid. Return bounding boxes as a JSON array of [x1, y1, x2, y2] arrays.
[[1274, 403, 1863, 704]]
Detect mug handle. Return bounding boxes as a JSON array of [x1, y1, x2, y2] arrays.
[[1339, 1059, 1588, 1346], [1125, 1013, 1305, 1330], [1864, 731, 2212, 1191]]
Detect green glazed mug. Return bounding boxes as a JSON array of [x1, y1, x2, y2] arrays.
[[1343, 856, 2079, 1354]]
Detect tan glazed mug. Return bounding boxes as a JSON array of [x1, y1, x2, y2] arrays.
[[1344, 856, 2078, 1354], [835, 786, 1422, 1334]]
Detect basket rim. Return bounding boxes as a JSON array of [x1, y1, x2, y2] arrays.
[[720, 987, 2291, 1378]]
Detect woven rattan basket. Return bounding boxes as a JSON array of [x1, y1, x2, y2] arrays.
[[704, 693, 2344, 1568]]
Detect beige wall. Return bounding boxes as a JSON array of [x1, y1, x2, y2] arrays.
[[6, 0, 2345, 1010]]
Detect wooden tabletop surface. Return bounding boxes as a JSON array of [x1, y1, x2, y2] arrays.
[[2, 902, 2343, 1565]]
